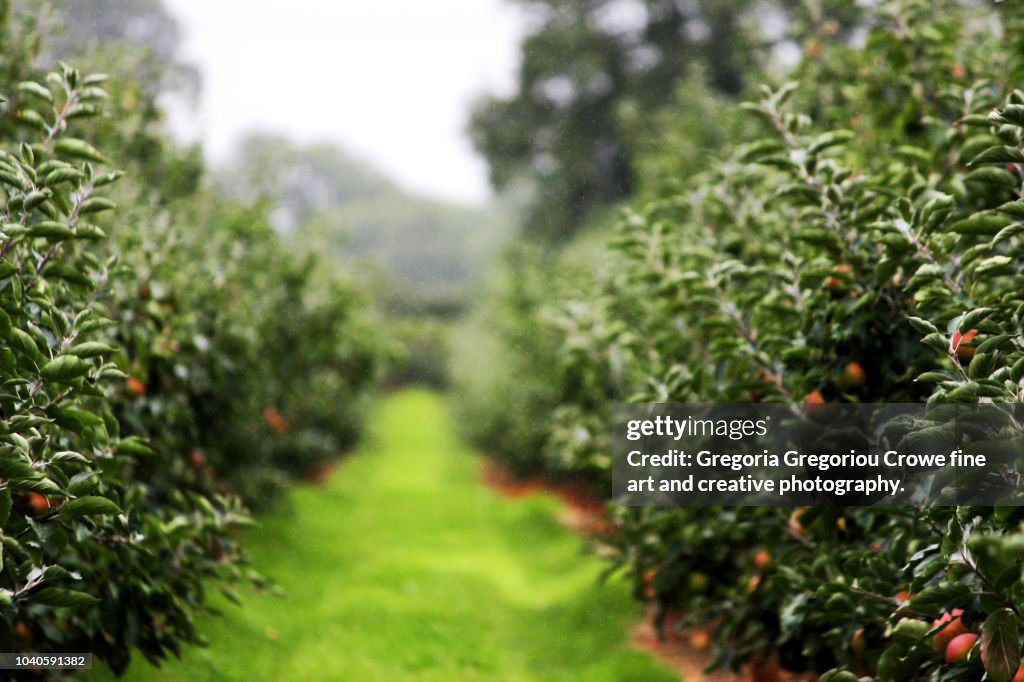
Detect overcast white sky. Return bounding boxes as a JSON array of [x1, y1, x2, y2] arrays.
[[162, 1, 526, 204]]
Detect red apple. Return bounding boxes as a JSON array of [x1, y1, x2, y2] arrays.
[[841, 361, 866, 388], [945, 632, 977, 663], [932, 609, 966, 654], [746, 575, 761, 594], [126, 376, 146, 396], [689, 630, 710, 650], [13, 620, 32, 642], [826, 264, 853, 291]]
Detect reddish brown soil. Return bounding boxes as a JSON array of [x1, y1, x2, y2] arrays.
[[631, 614, 742, 682], [480, 460, 546, 498], [480, 460, 612, 535]]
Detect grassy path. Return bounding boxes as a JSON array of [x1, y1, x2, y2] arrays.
[[91, 390, 678, 681]]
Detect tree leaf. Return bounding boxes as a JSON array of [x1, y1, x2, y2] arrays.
[[58, 495, 121, 518], [28, 221, 73, 242], [41, 355, 90, 382], [0, 487, 10, 528], [29, 587, 99, 608], [988, 105, 1024, 127], [114, 437, 155, 457], [53, 138, 108, 164], [982, 608, 1019, 682], [969, 146, 1024, 166], [77, 197, 116, 215], [68, 342, 115, 358], [15, 81, 54, 104]]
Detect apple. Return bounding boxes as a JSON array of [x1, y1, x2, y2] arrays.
[[126, 376, 146, 396], [642, 568, 657, 600], [746, 575, 761, 594], [945, 632, 977, 663], [28, 493, 49, 516], [826, 264, 853, 291], [15, 492, 50, 517], [13, 620, 32, 642], [689, 630, 710, 650], [805, 390, 825, 405], [932, 609, 966, 654], [840, 361, 866, 389], [753, 549, 772, 569], [263, 406, 288, 433], [894, 590, 913, 615], [1011, 663, 1024, 682]]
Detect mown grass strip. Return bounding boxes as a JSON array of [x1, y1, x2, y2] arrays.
[[88, 389, 678, 681]]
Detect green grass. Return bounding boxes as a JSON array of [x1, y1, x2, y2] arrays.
[[90, 389, 678, 681]]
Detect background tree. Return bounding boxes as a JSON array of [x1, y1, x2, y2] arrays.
[[470, 0, 864, 241]]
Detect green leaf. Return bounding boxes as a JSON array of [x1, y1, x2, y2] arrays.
[[808, 130, 855, 155], [58, 495, 121, 518], [50, 451, 88, 464], [974, 255, 1014, 276], [0, 488, 10, 528], [964, 166, 1018, 188], [993, 222, 1024, 245], [41, 355, 90, 382], [52, 138, 108, 164], [77, 197, 116, 215], [43, 264, 94, 288], [981, 608, 1019, 682], [15, 110, 47, 131], [998, 200, 1024, 219], [28, 221, 73, 242], [951, 213, 1010, 235], [29, 587, 99, 608], [906, 316, 938, 335], [0, 454, 41, 481], [68, 342, 115, 358], [988, 105, 1024, 127], [15, 81, 54, 104], [969, 146, 1024, 166], [962, 308, 994, 330], [740, 140, 786, 162], [915, 371, 955, 383], [114, 437, 155, 457], [44, 167, 85, 186]]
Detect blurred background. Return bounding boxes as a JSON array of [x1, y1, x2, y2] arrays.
[[9, 0, 855, 397]]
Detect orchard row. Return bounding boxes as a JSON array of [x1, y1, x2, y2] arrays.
[[0, 12, 381, 677], [455, 1, 1024, 680]]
